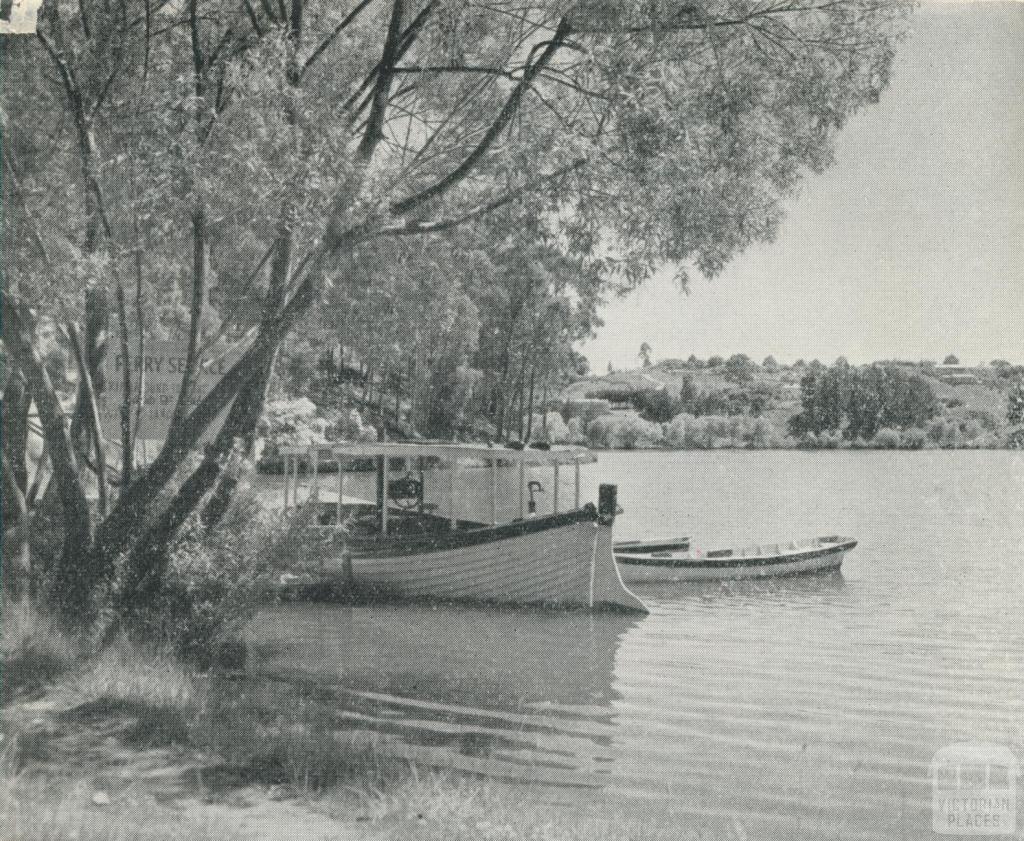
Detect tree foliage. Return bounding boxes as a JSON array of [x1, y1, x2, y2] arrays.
[[1008, 381, 1024, 426], [1, 0, 911, 627], [791, 361, 937, 440]]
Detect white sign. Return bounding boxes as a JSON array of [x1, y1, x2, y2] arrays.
[[97, 339, 244, 440], [0, 0, 42, 33]]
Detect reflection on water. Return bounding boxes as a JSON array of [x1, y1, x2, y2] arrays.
[[247, 451, 1024, 839], [246, 603, 640, 787]]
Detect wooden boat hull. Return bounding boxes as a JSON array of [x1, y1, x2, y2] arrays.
[[306, 508, 648, 612], [616, 537, 856, 584]]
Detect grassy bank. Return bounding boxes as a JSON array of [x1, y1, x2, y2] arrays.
[[2, 603, 696, 841]]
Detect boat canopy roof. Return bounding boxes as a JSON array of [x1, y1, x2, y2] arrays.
[[278, 441, 597, 466]]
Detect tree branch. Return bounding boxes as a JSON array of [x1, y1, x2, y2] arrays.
[[65, 321, 109, 515], [300, 0, 375, 79], [356, 0, 406, 161], [390, 17, 571, 216], [375, 158, 586, 239]]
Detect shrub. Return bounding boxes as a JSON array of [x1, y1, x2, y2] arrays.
[[964, 409, 999, 432], [149, 473, 278, 666], [797, 431, 818, 449], [927, 417, 951, 444], [959, 418, 984, 442], [872, 428, 901, 449], [585, 416, 618, 449], [262, 397, 331, 446], [816, 429, 845, 449], [631, 389, 676, 423], [565, 417, 587, 445], [683, 416, 711, 448], [615, 415, 664, 449], [900, 427, 928, 449], [563, 399, 611, 425], [335, 407, 377, 442], [664, 413, 691, 448], [742, 416, 778, 449], [532, 412, 571, 444]]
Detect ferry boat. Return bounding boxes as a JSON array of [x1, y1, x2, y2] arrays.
[[275, 442, 647, 613]]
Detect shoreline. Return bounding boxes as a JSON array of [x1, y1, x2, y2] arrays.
[[583, 443, 1023, 452], [2, 618, 682, 841]]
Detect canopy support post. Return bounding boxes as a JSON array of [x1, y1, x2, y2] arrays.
[[342, 456, 350, 522], [376, 455, 386, 536], [449, 459, 457, 530], [518, 459, 525, 519], [417, 456, 425, 514], [553, 463, 559, 514], [574, 461, 581, 509], [490, 458, 498, 526]]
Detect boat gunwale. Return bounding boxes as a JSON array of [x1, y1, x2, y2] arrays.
[[341, 506, 601, 560]]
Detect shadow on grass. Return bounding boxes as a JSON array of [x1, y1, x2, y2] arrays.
[[194, 676, 415, 796], [61, 697, 193, 748], [1, 650, 73, 706]]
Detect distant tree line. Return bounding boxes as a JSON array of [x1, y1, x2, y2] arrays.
[[789, 361, 937, 441], [583, 376, 777, 424]]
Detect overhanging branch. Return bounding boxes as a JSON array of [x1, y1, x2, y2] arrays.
[[371, 157, 587, 240], [390, 17, 571, 217]]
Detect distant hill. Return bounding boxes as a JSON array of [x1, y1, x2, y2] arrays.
[[551, 358, 1022, 450]]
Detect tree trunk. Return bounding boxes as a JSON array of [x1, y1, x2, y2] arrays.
[[169, 204, 208, 432], [2, 293, 94, 621], [2, 452, 32, 598], [115, 283, 134, 488], [131, 242, 147, 462], [200, 351, 276, 530], [67, 322, 109, 516], [112, 221, 294, 602], [2, 372, 31, 503], [88, 274, 312, 574], [111, 362, 267, 627]]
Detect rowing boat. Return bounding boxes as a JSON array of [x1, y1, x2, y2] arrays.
[[615, 536, 856, 583]]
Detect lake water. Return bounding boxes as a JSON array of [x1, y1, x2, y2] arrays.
[[246, 451, 1024, 839]]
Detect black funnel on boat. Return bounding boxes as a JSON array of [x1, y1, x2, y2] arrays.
[[598, 484, 617, 526]]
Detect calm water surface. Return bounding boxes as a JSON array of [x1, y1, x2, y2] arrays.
[[247, 451, 1024, 839]]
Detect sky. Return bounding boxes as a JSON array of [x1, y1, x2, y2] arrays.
[[582, 1, 1024, 371]]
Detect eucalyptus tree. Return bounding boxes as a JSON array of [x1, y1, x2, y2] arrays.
[[2, 0, 911, 624]]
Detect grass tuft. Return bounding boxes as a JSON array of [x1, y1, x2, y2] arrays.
[[70, 640, 200, 711], [1, 598, 81, 706]]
